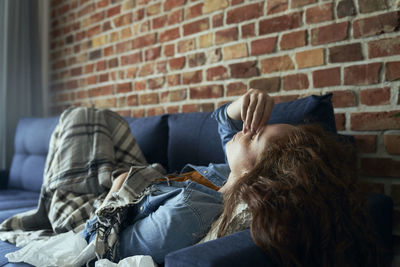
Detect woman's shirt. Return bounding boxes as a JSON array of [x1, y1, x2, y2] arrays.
[[82, 103, 244, 263]]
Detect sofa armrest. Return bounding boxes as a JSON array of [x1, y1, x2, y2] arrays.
[[0, 169, 9, 189], [164, 229, 276, 267]]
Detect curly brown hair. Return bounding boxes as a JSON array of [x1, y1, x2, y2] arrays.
[[217, 124, 382, 266]]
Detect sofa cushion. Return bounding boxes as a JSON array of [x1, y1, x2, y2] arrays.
[[167, 112, 226, 173], [167, 94, 337, 173], [124, 115, 169, 170], [269, 93, 336, 132], [9, 117, 59, 192]]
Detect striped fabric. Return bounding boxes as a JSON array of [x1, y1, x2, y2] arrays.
[[0, 107, 166, 260]]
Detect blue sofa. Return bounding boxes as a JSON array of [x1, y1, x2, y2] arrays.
[[0, 94, 393, 266]]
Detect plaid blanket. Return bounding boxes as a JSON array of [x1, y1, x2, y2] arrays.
[[0, 107, 166, 260]]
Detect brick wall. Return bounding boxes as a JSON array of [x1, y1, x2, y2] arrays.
[[49, 0, 400, 262]]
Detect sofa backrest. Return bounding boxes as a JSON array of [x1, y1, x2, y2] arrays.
[[9, 117, 59, 192]]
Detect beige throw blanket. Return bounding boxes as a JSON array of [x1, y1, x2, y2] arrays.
[[0, 107, 166, 261]]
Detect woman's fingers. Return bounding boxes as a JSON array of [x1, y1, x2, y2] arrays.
[[250, 94, 266, 133], [257, 96, 274, 133], [245, 93, 258, 133], [241, 93, 250, 129]]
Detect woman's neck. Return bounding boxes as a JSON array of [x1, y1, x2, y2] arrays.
[[218, 172, 237, 194]]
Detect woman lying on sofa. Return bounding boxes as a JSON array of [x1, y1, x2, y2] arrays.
[[82, 89, 380, 266]]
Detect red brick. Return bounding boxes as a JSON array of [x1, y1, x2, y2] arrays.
[[335, 113, 346, 131], [242, 23, 255, 38], [329, 43, 363, 63], [212, 13, 224, 28], [358, 0, 387, 14], [133, 109, 145, 117], [161, 89, 187, 102], [360, 158, 400, 178], [167, 74, 181, 86], [259, 12, 302, 35], [167, 106, 180, 114], [384, 134, 400, 155], [369, 36, 400, 58], [97, 0, 109, 8], [182, 104, 199, 113], [70, 67, 82, 77], [134, 8, 145, 21], [354, 135, 377, 153], [140, 93, 159, 105], [169, 56, 185, 70], [207, 66, 228, 81], [78, 3, 94, 17], [354, 11, 400, 38], [107, 5, 121, 18], [134, 81, 146, 91], [116, 82, 131, 93], [232, 0, 243, 5], [145, 46, 161, 61], [291, 0, 316, 8], [121, 52, 142, 66], [282, 74, 309, 90], [164, 44, 175, 57], [306, 3, 333, 24], [96, 60, 106, 71], [102, 21, 112, 32], [153, 15, 167, 29], [86, 75, 97, 85], [168, 9, 183, 25], [188, 52, 206, 67], [344, 63, 381, 85], [132, 33, 156, 49], [331, 90, 357, 108], [226, 2, 264, 24], [108, 58, 118, 68], [127, 95, 138, 107], [126, 67, 138, 78], [223, 43, 248, 60], [164, 0, 185, 11], [89, 50, 102, 60], [159, 27, 180, 43], [227, 82, 247, 96], [251, 37, 277, 56], [186, 3, 203, 19], [351, 110, 400, 131], [267, 0, 288, 14], [360, 87, 390, 106], [229, 61, 259, 78], [84, 64, 95, 74], [67, 80, 79, 90], [138, 63, 154, 77], [146, 3, 161, 16], [311, 22, 348, 45], [183, 18, 209, 36], [113, 13, 133, 27], [386, 61, 400, 81], [280, 30, 306, 50], [190, 85, 223, 99], [116, 40, 132, 53], [261, 55, 295, 74], [337, 0, 356, 18], [249, 77, 280, 93], [104, 46, 114, 57], [177, 38, 196, 53], [312, 67, 340, 88], [182, 70, 203, 84], [90, 11, 104, 25], [87, 25, 101, 38], [215, 27, 238, 45], [147, 77, 165, 90], [99, 72, 109, 82]]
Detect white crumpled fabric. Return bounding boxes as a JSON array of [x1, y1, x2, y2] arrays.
[[95, 256, 157, 267], [5, 230, 95, 267]]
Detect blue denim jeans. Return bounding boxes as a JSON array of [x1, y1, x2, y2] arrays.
[[82, 180, 223, 264]]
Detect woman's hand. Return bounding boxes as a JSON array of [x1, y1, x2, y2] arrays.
[[227, 89, 274, 134], [104, 171, 129, 202]]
